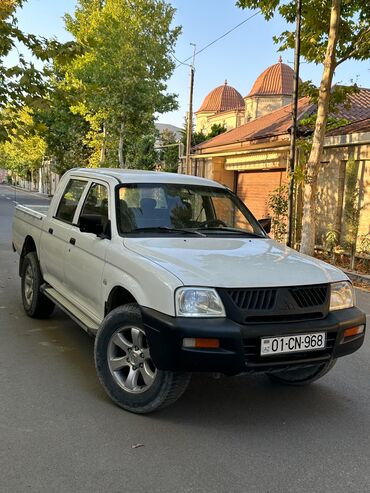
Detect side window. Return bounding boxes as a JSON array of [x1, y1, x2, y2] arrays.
[[80, 183, 109, 228], [55, 179, 87, 223]]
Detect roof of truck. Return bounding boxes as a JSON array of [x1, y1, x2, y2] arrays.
[[70, 168, 226, 188]]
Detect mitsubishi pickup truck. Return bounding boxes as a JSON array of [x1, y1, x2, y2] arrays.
[[12, 168, 366, 413]]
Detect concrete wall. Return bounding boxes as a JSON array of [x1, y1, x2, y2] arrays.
[[244, 95, 291, 121], [0, 169, 7, 183], [195, 110, 243, 134], [195, 111, 216, 133], [358, 160, 370, 241], [205, 156, 234, 190], [317, 142, 370, 249]]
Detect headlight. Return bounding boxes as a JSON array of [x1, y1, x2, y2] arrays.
[[329, 281, 355, 311], [175, 287, 226, 317]]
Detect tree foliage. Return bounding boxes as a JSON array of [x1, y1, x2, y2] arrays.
[[159, 129, 180, 172], [0, 0, 181, 179], [34, 76, 92, 174], [237, 0, 370, 66], [0, 106, 46, 176], [0, 0, 79, 119], [62, 0, 180, 167]]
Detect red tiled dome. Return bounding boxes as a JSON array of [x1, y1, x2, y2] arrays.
[[248, 59, 295, 97], [197, 81, 245, 113]]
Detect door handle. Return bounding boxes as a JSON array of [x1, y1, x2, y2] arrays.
[[48, 228, 53, 235], [69, 237, 76, 245]]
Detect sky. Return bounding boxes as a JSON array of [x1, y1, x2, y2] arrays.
[[10, 0, 370, 128]]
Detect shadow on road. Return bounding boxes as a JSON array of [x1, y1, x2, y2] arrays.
[[33, 310, 352, 432]]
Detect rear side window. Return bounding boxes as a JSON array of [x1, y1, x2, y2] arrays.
[[55, 179, 87, 223], [79, 183, 109, 228]]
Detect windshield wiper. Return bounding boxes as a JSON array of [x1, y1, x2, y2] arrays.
[[197, 226, 264, 238], [129, 227, 206, 237]]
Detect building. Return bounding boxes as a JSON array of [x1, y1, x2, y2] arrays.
[[186, 60, 370, 248]]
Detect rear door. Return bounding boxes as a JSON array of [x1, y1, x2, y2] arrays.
[[40, 178, 88, 294], [63, 181, 110, 321]]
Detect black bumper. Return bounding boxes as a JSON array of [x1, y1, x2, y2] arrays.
[[141, 306, 366, 374]]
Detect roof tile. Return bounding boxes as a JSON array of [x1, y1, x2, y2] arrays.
[[326, 117, 370, 136], [248, 60, 295, 97], [195, 97, 313, 150], [197, 82, 245, 113]]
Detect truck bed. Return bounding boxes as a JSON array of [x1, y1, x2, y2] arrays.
[[12, 204, 48, 255], [16, 204, 49, 219]]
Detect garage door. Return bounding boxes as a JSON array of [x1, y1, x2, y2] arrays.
[[237, 170, 287, 219]]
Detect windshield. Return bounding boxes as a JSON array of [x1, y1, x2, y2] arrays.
[[116, 183, 265, 237]]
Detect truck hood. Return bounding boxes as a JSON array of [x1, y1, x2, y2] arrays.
[[123, 237, 347, 288]]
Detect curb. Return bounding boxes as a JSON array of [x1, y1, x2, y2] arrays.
[[343, 269, 370, 288], [7, 185, 51, 198]]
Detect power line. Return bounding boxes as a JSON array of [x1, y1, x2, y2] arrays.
[[174, 11, 261, 69], [171, 52, 191, 68]]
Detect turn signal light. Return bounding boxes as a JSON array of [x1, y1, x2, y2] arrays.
[[343, 326, 364, 339], [183, 338, 220, 349]]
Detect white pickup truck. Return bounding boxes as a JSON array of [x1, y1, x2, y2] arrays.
[[13, 168, 366, 413]]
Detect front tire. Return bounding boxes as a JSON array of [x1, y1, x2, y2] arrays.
[[267, 359, 336, 386], [94, 303, 191, 414], [21, 252, 55, 318]]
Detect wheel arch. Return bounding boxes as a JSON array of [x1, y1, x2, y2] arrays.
[[19, 236, 37, 276], [105, 286, 138, 316]]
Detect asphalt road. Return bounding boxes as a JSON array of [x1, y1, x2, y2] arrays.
[[1, 184, 370, 493]]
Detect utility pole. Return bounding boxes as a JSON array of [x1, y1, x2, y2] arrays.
[[287, 0, 302, 248], [185, 43, 196, 175]]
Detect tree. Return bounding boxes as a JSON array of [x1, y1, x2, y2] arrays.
[[34, 77, 92, 174], [207, 123, 227, 139], [125, 129, 158, 170], [182, 121, 228, 154], [159, 129, 180, 172], [0, 106, 46, 179], [0, 0, 78, 139], [237, 0, 370, 255], [63, 0, 180, 168]]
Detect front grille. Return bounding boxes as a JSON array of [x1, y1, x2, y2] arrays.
[[218, 284, 330, 324], [243, 332, 337, 368], [290, 285, 328, 308], [227, 288, 277, 311]]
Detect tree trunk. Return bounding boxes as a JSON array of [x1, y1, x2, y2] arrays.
[[100, 123, 107, 166], [299, 0, 341, 255], [118, 122, 125, 169]]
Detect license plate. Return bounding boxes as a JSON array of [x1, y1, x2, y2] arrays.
[[260, 332, 326, 356]]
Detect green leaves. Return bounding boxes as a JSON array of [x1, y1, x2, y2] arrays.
[[237, 0, 370, 66], [1, 0, 180, 175], [0, 106, 47, 176], [0, 0, 80, 141], [61, 0, 181, 167]]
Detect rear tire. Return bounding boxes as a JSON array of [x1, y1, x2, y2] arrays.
[[21, 252, 55, 319], [267, 359, 336, 386], [94, 303, 191, 414]]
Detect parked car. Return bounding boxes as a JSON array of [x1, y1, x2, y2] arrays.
[[12, 168, 366, 413]]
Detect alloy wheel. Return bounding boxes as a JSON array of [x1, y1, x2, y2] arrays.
[[24, 264, 34, 307], [107, 326, 157, 393]]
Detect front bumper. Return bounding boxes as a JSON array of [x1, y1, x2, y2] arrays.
[[141, 306, 366, 374]]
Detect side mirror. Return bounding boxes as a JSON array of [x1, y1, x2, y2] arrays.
[[79, 214, 104, 236], [258, 217, 271, 234]]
